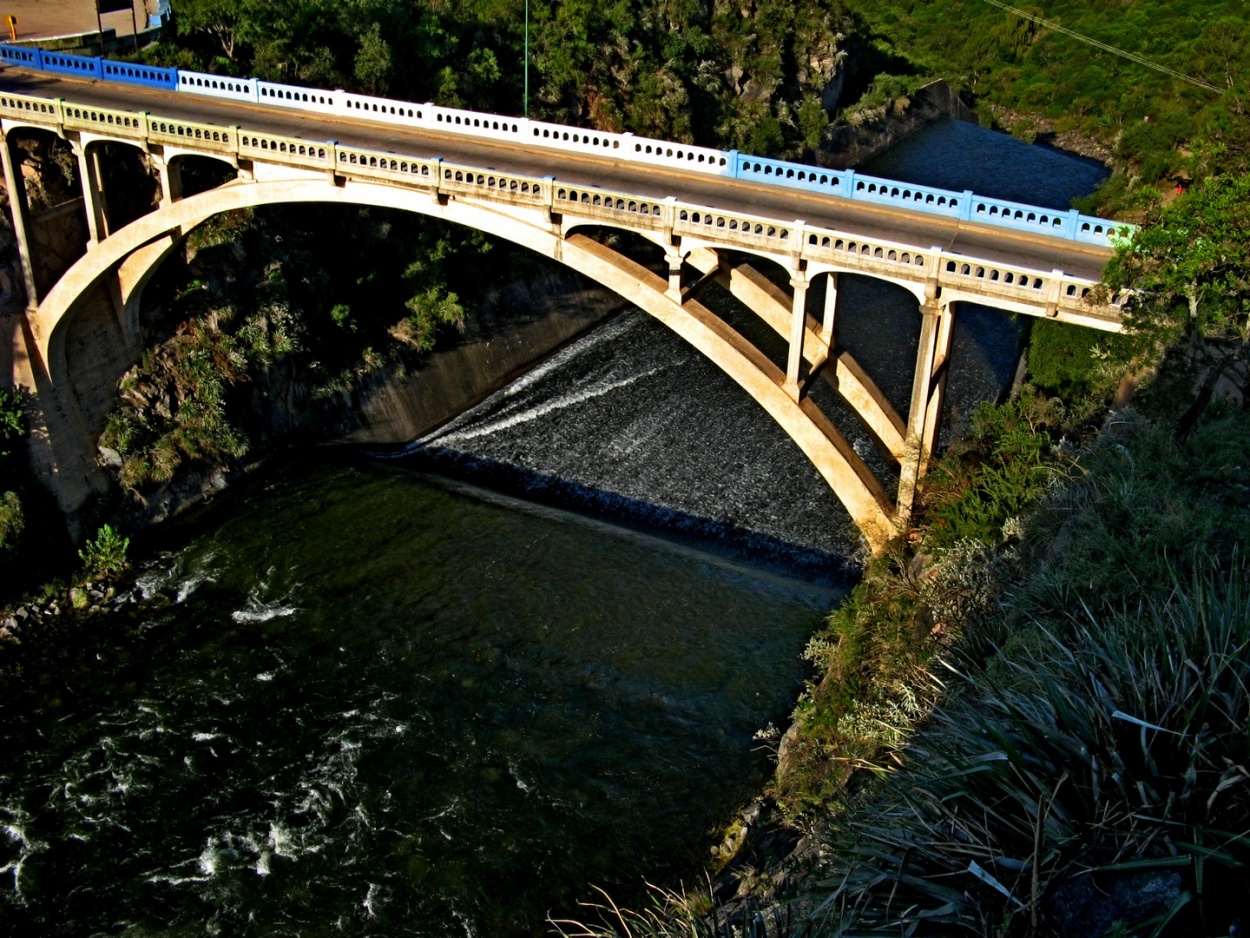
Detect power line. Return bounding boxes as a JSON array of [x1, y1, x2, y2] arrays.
[[978, 0, 1224, 94]]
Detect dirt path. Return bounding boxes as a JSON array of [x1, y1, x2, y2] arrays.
[[0, 0, 150, 41]]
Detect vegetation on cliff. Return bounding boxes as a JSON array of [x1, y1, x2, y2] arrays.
[[836, 0, 1250, 214], [158, 0, 864, 158], [96, 203, 515, 507], [0, 387, 25, 558]]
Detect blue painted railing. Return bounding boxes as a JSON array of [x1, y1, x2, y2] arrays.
[[101, 59, 178, 90], [39, 50, 102, 80]]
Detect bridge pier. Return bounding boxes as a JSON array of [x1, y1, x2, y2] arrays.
[[821, 272, 838, 346], [71, 141, 110, 245], [665, 249, 685, 302], [0, 130, 40, 308], [897, 296, 954, 520], [150, 152, 182, 207], [784, 270, 809, 400]]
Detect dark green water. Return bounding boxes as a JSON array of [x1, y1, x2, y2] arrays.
[[0, 461, 838, 936]]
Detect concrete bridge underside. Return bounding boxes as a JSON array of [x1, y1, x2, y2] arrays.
[[0, 102, 1116, 552], [14, 169, 917, 551]]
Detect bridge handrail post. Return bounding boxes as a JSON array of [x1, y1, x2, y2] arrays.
[[1042, 268, 1064, 315], [327, 139, 340, 178], [1065, 208, 1081, 240], [726, 148, 740, 179], [843, 169, 856, 199], [790, 219, 806, 262], [661, 195, 678, 233], [52, 97, 66, 136], [959, 190, 975, 221]]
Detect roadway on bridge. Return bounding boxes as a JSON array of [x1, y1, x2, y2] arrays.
[[0, 68, 1113, 284]]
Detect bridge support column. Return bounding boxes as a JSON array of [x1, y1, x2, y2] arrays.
[[151, 154, 182, 207], [665, 250, 684, 302], [897, 297, 954, 521], [784, 271, 809, 400], [72, 142, 110, 244], [821, 272, 838, 346], [1, 132, 40, 307]]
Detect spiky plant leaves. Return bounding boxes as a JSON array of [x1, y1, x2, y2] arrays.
[[813, 562, 1250, 936]]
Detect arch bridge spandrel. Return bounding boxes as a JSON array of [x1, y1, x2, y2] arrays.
[[0, 83, 1125, 553]]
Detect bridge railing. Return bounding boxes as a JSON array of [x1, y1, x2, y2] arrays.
[[100, 60, 178, 91], [0, 89, 62, 125], [438, 160, 550, 206], [39, 50, 101, 80], [177, 70, 258, 104], [553, 183, 671, 232], [803, 229, 935, 281], [0, 80, 1124, 324], [255, 79, 337, 113], [237, 130, 333, 171], [147, 116, 236, 155], [675, 205, 800, 254], [333, 144, 439, 188], [0, 40, 1132, 247], [61, 101, 147, 138]]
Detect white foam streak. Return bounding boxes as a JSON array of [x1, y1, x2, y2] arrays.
[[362, 882, 381, 918], [431, 365, 667, 447]]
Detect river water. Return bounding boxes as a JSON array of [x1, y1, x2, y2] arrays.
[[0, 119, 1106, 936]]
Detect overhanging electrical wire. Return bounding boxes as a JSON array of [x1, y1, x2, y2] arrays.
[[978, 0, 1224, 93]]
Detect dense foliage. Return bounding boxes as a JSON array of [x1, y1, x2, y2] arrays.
[[1104, 173, 1250, 387], [160, 0, 859, 157]]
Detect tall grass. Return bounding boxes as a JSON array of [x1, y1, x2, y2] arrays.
[[812, 563, 1250, 936]]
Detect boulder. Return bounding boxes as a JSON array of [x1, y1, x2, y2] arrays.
[[1048, 867, 1182, 937]]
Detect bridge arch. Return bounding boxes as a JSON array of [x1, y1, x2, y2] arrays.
[[39, 176, 900, 551]]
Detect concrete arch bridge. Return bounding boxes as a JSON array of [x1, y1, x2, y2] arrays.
[[0, 73, 1125, 552]]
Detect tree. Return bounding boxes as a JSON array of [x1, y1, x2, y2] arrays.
[[171, 0, 262, 61], [1103, 173, 1250, 429], [354, 22, 392, 96]]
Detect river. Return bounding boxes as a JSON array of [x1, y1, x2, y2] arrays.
[[0, 119, 1106, 936]]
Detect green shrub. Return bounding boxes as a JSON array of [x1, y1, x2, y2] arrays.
[[0, 490, 22, 556], [1026, 319, 1127, 398], [77, 524, 130, 578], [922, 390, 1073, 550], [1009, 409, 1250, 634]]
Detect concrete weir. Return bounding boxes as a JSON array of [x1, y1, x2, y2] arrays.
[[0, 77, 1124, 553]]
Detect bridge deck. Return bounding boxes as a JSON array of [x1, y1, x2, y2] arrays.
[[0, 68, 1112, 284]]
